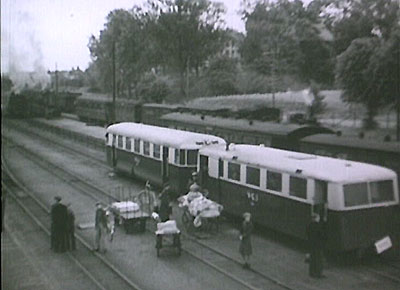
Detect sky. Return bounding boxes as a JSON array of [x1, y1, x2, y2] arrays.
[[1, 0, 246, 73]]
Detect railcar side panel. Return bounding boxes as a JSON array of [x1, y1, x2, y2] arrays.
[[205, 177, 312, 240]]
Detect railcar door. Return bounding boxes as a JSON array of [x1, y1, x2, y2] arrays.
[[312, 179, 328, 222], [199, 155, 209, 187], [162, 146, 169, 183]]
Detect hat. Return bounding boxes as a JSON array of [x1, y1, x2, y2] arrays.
[[96, 201, 102, 206], [243, 212, 251, 219], [192, 172, 198, 176], [54, 196, 62, 201]]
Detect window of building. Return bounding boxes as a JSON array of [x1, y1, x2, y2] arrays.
[[266, 171, 282, 192], [289, 176, 307, 199], [126, 138, 132, 151], [228, 162, 241, 181], [344, 183, 369, 207], [153, 144, 161, 159], [143, 141, 150, 156], [246, 166, 260, 186], [134, 139, 140, 153], [370, 180, 394, 203], [187, 150, 198, 165]]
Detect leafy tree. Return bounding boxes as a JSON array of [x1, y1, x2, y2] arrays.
[[147, 0, 226, 98], [240, 0, 334, 85], [88, 8, 149, 97], [206, 56, 238, 96]]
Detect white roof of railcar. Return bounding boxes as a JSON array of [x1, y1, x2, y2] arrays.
[[107, 122, 226, 149], [200, 144, 397, 183]]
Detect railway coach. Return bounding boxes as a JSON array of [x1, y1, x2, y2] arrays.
[[105, 122, 225, 195], [198, 144, 399, 253]]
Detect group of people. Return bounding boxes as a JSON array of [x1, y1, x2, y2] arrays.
[[50, 196, 76, 253]]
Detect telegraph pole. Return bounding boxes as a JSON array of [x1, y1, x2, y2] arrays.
[[112, 40, 116, 124], [397, 45, 400, 141]]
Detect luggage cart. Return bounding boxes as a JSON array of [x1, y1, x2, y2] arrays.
[[110, 201, 151, 234], [155, 221, 181, 257]]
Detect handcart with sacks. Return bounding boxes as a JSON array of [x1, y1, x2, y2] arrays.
[[155, 219, 181, 257], [178, 190, 223, 233], [110, 201, 151, 234]]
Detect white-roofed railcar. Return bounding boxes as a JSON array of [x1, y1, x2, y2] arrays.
[[198, 144, 399, 253], [106, 122, 226, 195]]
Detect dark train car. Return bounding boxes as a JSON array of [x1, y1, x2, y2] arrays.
[[5, 89, 60, 119], [161, 112, 333, 150], [115, 99, 142, 124], [5, 92, 28, 118], [75, 93, 111, 125], [105, 122, 225, 196], [141, 103, 179, 126], [299, 134, 400, 183], [57, 91, 81, 113], [199, 144, 399, 252], [75, 93, 142, 126]]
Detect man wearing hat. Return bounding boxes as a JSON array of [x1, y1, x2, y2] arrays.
[[187, 171, 203, 192], [136, 181, 157, 215], [94, 202, 108, 252], [239, 212, 253, 269], [50, 196, 68, 252]]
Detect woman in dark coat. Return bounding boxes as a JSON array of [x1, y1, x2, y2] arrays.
[[159, 182, 172, 222], [239, 212, 253, 269]]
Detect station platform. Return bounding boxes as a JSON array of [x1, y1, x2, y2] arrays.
[[34, 117, 106, 141]]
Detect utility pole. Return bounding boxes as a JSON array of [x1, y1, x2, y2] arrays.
[[397, 45, 400, 141], [55, 63, 58, 111], [186, 56, 190, 99], [112, 40, 116, 124]]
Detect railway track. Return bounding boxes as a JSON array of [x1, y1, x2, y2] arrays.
[[2, 155, 144, 290], [4, 119, 400, 290], [3, 122, 296, 290]]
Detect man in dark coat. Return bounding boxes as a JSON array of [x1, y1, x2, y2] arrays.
[[159, 182, 172, 222], [65, 203, 76, 251], [50, 196, 68, 253], [94, 202, 108, 252], [239, 212, 254, 269], [307, 213, 326, 278]]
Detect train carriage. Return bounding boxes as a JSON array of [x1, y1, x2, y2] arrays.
[[198, 144, 399, 252], [105, 122, 225, 195]]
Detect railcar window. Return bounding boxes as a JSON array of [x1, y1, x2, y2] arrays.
[[344, 183, 369, 207], [228, 162, 241, 181], [266, 171, 282, 191], [289, 176, 307, 199], [314, 180, 328, 203], [153, 144, 161, 159], [187, 150, 198, 165], [143, 141, 150, 156], [117, 136, 123, 148], [134, 139, 140, 153], [180, 149, 186, 165], [126, 138, 132, 151], [218, 159, 224, 177], [246, 166, 260, 186], [370, 180, 394, 203]]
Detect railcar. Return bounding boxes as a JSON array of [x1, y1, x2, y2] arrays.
[[198, 144, 399, 252], [105, 122, 226, 195], [299, 134, 400, 184], [75, 94, 142, 125], [161, 112, 334, 151]]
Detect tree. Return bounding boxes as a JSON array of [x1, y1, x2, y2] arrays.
[[206, 56, 238, 96], [147, 0, 226, 98], [240, 0, 334, 86], [336, 38, 382, 128], [88, 8, 149, 97]]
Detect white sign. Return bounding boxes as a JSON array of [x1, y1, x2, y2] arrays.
[[375, 236, 392, 254]]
